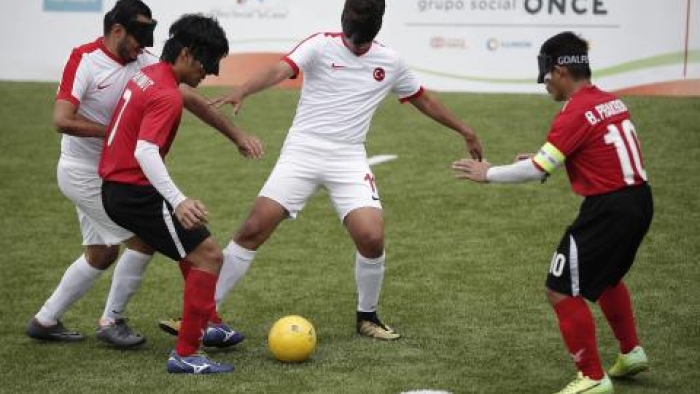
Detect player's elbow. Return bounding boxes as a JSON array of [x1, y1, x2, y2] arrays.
[[52, 114, 71, 134]]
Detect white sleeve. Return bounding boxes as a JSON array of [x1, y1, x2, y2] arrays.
[[486, 159, 547, 184], [134, 140, 186, 208], [392, 56, 423, 102], [285, 33, 324, 76]]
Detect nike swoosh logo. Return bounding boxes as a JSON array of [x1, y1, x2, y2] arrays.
[[372, 196, 380, 201], [331, 63, 346, 69], [97, 83, 112, 90]]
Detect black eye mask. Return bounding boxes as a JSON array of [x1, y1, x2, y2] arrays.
[[126, 19, 157, 48], [537, 53, 589, 83]]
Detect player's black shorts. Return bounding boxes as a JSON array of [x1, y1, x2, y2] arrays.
[[546, 183, 653, 301], [102, 181, 210, 261]]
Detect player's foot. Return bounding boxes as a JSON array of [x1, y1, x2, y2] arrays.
[[159, 318, 245, 348], [26, 318, 84, 342], [203, 323, 245, 348], [166, 350, 234, 374], [96, 319, 146, 348], [356, 311, 401, 341], [554, 372, 613, 394], [608, 346, 649, 378], [158, 317, 181, 336]]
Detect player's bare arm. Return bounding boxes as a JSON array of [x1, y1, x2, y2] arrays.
[[408, 92, 483, 161], [208, 60, 295, 114], [53, 99, 107, 137], [180, 84, 264, 159]]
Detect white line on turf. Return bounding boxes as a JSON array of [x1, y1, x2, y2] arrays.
[[368, 154, 398, 166], [400, 390, 452, 394]]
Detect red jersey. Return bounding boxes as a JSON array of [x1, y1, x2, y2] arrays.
[[535, 85, 648, 197], [99, 62, 183, 185]]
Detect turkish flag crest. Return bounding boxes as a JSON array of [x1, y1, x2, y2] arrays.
[[373, 67, 385, 82]]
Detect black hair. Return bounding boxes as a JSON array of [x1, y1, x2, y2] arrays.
[[161, 14, 229, 75], [103, 0, 152, 35], [539, 31, 592, 80], [342, 0, 386, 45]]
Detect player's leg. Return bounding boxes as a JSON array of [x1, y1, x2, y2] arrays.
[[215, 197, 288, 304], [26, 198, 119, 342], [599, 282, 648, 378], [215, 159, 317, 312], [599, 184, 654, 379], [102, 181, 232, 373], [547, 227, 611, 393], [344, 207, 399, 340], [96, 236, 154, 348]]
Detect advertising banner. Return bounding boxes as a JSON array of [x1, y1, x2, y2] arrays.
[[1, 0, 697, 95]]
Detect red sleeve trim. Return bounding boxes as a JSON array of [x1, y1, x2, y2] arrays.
[[285, 33, 321, 57], [56, 92, 80, 106], [282, 56, 300, 79], [399, 86, 425, 103]]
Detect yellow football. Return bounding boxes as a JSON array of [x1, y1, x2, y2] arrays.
[[268, 315, 317, 362]]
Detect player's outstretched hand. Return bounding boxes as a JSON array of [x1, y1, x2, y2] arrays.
[[513, 152, 535, 162], [208, 87, 246, 115], [175, 198, 209, 229], [236, 134, 265, 159], [463, 133, 484, 161], [452, 158, 491, 183]]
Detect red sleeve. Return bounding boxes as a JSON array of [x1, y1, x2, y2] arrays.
[[138, 91, 183, 147], [546, 110, 590, 157], [56, 49, 83, 105]]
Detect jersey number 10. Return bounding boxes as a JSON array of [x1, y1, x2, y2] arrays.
[[604, 119, 648, 185]]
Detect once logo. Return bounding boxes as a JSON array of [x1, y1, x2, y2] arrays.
[[524, 0, 608, 15]]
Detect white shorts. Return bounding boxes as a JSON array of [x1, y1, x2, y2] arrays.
[[57, 158, 134, 246], [259, 140, 382, 221]]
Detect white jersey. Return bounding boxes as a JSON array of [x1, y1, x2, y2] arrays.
[[56, 37, 158, 168], [283, 32, 423, 146]]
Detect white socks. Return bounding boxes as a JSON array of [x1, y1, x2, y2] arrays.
[[101, 249, 153, 323], [215, 241, 256, 310], [355, 251, 385, 312], [36, 254, 103, 326]]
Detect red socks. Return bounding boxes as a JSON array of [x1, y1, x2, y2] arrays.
[[554, 297, 604, 380], [176, 269, 217, 356], [179, 260, 223, 325], [598, 282, 640, 354]]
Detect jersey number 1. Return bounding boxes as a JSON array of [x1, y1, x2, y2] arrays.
[[604, 119, 647, 184], [107, 88, 133, 146]]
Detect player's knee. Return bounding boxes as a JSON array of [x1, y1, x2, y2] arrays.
[[545, 287, 568, 306], [85, 245, 119, 270], [355, 232, 384, 257], [236, 217, 270, 247]]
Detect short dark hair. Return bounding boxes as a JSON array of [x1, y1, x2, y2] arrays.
[[540, 31, 592, 80], [161, 14, 229, 75], [342, 0, 386, 44], [103, 0, 152, 35]]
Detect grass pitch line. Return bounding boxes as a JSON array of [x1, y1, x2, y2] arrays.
[[400, 390, 452, 394], [368, 154, 398, 166]]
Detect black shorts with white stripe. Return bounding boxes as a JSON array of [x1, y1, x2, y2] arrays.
[[102, 181, 211, 261], [546, 183, 653, 301]]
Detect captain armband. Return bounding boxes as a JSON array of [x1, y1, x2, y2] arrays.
[[533, 142, 566, 174]]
